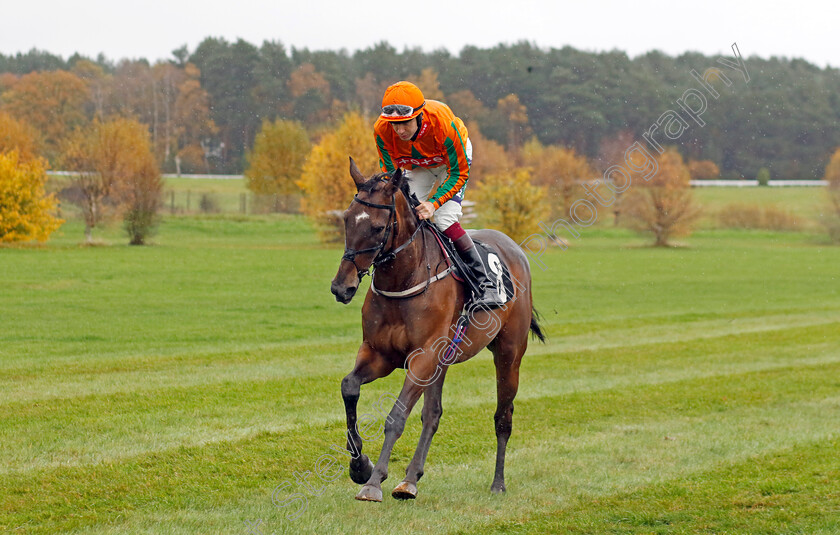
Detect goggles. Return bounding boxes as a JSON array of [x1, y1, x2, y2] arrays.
[[381, 102, 424, 119]]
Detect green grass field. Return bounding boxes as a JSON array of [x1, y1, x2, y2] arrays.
[[2, 190, 840, 533], [47, 174, 830, 228]]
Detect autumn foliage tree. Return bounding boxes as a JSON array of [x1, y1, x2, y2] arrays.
[[496, 94, 530, 156], [245, 118, 310, 211], [298, 111, 379, 242], [172, 63, 217, 174], [466, 122, 514, 188], [122, 157, 163, 245], [447, 90, 489, 125], [0, 111, 39, 162], [823, 147, 840, 242], [523, 138, 595, 220], [0, 112, 61, 242], [688, 159, 721, 180], [2, 70, 88, 162], [0, 151, 63, 243], [474, 168, 548, 243], [624, 148, 701, 246], [414, 68, 444, 101], [287, 63, 331, 126], [71, 59, 112, 120], [62, 117, 161, 243], [355, 72, 388, 116]]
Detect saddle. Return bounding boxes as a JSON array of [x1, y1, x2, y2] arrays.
[[400, 190, 514, 307], [424, 221, 515, 307]]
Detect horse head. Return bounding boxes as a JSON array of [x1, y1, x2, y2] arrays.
[[330, 157, 410, 304]]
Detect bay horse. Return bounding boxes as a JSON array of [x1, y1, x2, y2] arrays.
[[330, 158, 545, 502]]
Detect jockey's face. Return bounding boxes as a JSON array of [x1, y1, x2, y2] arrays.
[[391, 118, 418, 141]]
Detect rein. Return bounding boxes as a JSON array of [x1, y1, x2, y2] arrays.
[[341, 192, 451, 299], [340, 195, 398, 278]]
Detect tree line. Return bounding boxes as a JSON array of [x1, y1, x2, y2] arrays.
[[2, 40, 838, 178]]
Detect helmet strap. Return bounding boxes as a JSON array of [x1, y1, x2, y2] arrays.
[[410, 113, 423, 142]]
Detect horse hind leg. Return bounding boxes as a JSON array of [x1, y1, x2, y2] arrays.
[[490, 337, 525, 493]]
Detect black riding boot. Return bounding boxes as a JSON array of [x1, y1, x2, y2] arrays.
[[454, 236, 505, 308]]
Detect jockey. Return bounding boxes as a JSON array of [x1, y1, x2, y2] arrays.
[[374, 81, 504, 308]]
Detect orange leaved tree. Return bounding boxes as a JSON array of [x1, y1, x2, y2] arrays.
[[823, 147, 840, 242], [3, 70, 88, 162], [465, 121, 515, 191], [62, 117, 161, 244], [687, 159, 720, 180], [297, 112, 379, 242], [496, 94, 530, 155], [474, 168, 548, 243], [624, 148, 701, 246], [0, 111, 40, 162], [522, 138, 595, 220]]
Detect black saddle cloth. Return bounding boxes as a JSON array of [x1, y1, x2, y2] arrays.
[[429, 225, 515, 305]]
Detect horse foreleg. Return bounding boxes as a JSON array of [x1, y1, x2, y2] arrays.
[[392, 368, 448, 500], [355, 362, 432, 502], [341, 343, 394, 486]]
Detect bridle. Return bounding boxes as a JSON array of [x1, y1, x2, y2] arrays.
[[341, 192, 422, 280]]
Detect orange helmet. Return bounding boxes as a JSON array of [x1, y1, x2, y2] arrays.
[[380, 81, 425, 122]]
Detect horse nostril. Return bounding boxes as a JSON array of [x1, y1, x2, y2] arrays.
[[330, 280, 344, 297]]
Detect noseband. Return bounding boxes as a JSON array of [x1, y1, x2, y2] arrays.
[[341, 193, 422, 280]]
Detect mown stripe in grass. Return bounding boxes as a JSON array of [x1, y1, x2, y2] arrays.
[[535, 308, 840, 351], [0, 340, 357, 403], [2, 322, 838, 472], [2, 360, 839, 533], [3, 310, 837, 407], [463, 436, 840, 535]]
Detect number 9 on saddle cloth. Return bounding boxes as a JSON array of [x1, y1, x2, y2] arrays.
[[404, 191, 515, 309]]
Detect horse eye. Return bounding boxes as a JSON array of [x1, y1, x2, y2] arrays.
[[372, 225, 386, 234]]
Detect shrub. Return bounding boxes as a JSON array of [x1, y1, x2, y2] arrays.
[[825, 214, 840, 243], [0, 111, 39, 162], [198, 193, 221, 214], [245, 118, 310, 199], [688, 159, 720, 180], [717, 203, 798, 231], [0, 151, 63, 243], [757, 167, 771, 186], [624, 148, 701, 246], [522, 138, 594, 220], [474, 168, 548, 243], [761, 205, 798, 231], [297, 112, 379, 243], [123, 160, 163, 245], [62, 117, 160, 244], [823, 148, 840, 243]]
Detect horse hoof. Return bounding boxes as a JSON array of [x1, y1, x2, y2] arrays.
[[490, 482, 506, 494], [349, 455, 374, 485], [355, 484, 383, 502], [391, 481, 417, 500]]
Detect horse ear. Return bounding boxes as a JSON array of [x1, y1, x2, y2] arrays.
[[349, 157, 366, 190], [386, 168, 406, 194]]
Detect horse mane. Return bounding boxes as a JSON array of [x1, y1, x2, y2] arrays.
[[357, 172, 390, 193], [358, 171, 419, 222]]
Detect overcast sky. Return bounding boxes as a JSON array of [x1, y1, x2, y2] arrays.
[[2, 0, 837, 68]]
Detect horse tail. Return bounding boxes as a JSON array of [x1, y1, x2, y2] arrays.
[[530, 304, 547, 343]]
